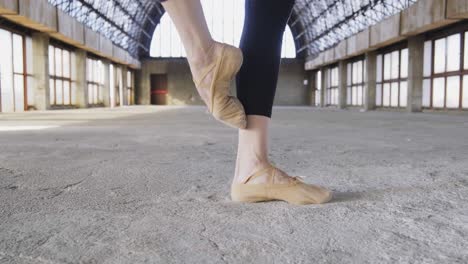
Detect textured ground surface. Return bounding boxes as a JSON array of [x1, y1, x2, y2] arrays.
[[0, 106, 467, 264]]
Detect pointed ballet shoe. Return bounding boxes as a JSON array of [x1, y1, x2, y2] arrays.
[[231, 164, 332, 205], [194, 42, 247, 129]]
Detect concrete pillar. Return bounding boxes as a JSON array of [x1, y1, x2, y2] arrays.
[[338, 60, 347, 109], [101, 60, 111, 107], [121, 66, 128, 106], [136, 63, 150, 105], [320, 68, 327, 107], [407, 35, 424, 112], [31, 33, 50, 110], [129, 70, 135, 105], [307, 71, 316, 106], [74, 49, 87, 108], [365, 51, 377, 111]]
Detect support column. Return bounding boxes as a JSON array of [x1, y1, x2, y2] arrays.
[[320, 68, 327, 107], [407, 35, 424, 112], [129, 70, 135, 105], [338, 60, 347, 109], [121, 66, 128, 106], [31, 33, 50, 110], [365, 51, 377, 111], [74, 50, 87, 108], [307, 71, 316, 106], [101, 60, 111, 107], [136, 64, 150, 105]]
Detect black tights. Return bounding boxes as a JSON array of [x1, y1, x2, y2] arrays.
[[236, 0, 295, 118]]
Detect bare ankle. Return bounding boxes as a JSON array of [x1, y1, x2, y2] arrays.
[[234, 157, 270, 183], [187, 42, 216, 70]]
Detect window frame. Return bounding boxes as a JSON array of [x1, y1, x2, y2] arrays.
[[126, 70, 134, 105], [0, 26, 28, 112], [423, 28, 467, 110], [376, 43, 409, 108], [326, 66, 339, 106], [86, 56, 105, 106], [346, 57, 366, 107], [48, 44, 73, 107]]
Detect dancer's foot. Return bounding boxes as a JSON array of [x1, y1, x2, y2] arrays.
[[232, 162, 332, 205], [234, 160, 295, 184], [188, 43, 215, 106], [190, 42, 247, 129]]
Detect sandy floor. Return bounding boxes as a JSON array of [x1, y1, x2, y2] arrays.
[[0, 106, 467, 263]]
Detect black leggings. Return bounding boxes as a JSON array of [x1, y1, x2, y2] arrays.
[[236, 0, 295, 118]]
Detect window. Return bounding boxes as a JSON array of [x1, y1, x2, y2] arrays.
[[376, 47, 408, 108], [49, 45, 75, 106], [110, 64, 123, 107], [0, 28, 27, 112], [326, 67, 339, 106], [86, 58, 105, 105], [315, 70, 322, 106], [150, 0, 296, 58], [347, 59, 366, 106], [423, 32, 467, 109], [127, 70, 134, 105]]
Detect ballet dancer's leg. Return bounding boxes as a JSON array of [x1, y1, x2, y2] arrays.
[[161, 0, 246, 128], [233, 0, 331, 204], [235, 0, 296, 184]]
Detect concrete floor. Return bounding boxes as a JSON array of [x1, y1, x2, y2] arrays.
[[0, 106, 467, 263]]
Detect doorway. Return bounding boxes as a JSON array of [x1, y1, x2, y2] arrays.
[[150, 74, 168, 105]]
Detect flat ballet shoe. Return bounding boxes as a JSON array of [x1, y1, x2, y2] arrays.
[[193, 42, 247, 129], [231, 164, 332, 205]]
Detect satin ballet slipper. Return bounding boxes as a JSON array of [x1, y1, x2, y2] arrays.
[[193, 42, 247, 129], [231, 164, 332, 205]]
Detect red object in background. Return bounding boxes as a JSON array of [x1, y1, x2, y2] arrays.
[[151, 90, 168, 95], [150, 74, 168, 105]]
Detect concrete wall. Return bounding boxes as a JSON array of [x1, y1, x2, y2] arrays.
[[370, 14, 404, 48], [447, 0, 468, 18], [100, 36, 114, 58], [275, 59, 308, 106], [165, 62, 204, 105], [138, 58, 308, 106], [52, 10, 85, 47], [334, 41, 347, 61], [31, 33, 50, 110], [0, 0, 140, 69], [84, 28, 100, 53], [16, 0, 57, 32], [0, 0, 17, 14], [347, 29, 371, 58], [401, 0, 455, 36], [137, 59, 201, 106]]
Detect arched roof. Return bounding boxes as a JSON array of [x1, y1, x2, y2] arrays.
[[290, 0, 417, 58], [49, 0, 417, 60], [48, 0, 165, 58]]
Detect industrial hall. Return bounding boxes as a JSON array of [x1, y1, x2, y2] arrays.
[[0, 0, 467, 263]]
